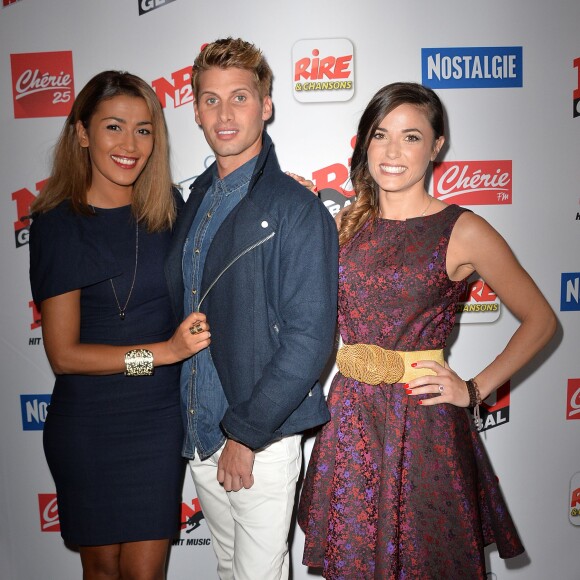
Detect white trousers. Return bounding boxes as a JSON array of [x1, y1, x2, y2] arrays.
[[189, 435, 302, 580]]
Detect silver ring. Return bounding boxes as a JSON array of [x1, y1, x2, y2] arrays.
[[189, 323, 203, 335], [438, 384, 444, 393]]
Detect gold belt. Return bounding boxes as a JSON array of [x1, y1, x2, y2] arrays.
[[336, 344, 444, 385]]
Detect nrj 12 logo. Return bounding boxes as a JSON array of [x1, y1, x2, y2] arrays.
[[293, 38, 354, 103], [151, 65, 192, 109], [433, 160, 512, 205], [11, 51, 74, 118], [38, 493, 60, 532], [12, 179, 45, 247]]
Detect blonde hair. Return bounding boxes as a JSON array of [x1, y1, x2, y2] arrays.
[[31, 70, 175, 232], [340, 82, 445, 246], [191, 37, 273, 99]]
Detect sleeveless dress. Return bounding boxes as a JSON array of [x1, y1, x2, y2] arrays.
[[29, 201, 185, 546], [298, 205, 524, 579]]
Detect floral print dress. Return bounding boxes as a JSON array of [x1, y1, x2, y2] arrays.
[[298, 205, 524, 579]]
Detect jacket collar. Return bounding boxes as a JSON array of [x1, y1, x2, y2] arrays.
[[190, 131, 275, 201]]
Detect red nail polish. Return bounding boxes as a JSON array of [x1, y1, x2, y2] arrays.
[[406, 389, 413, 395], [418, 400, 423, 405], [411, 362, 417, 368], [403, 384, 409, 389]]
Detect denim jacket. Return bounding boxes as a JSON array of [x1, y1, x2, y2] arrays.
[[165, 133, 338, 453]]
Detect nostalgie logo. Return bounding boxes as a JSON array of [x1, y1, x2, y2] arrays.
[[172, 497, 211, 547], [474, 381, 510, 432], [456, 277, 500, 324], [560, 273, 580, 311], [433, 160, 512, 205], [12, 178, 46, 248], [566, 379, 580, 420], [422, 46, 523, 89], [574, 58, 580, 118], [39, 494, 60, 532], [21, 394, 51, 431], [11, 51, 74, 118], [152, 65, 192, 109], [570, 472, 580, 526], [292, 38, 354, 103], [138, 0, 176, 15]]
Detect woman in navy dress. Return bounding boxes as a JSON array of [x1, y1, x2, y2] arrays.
[[29, 71, 210, 580]]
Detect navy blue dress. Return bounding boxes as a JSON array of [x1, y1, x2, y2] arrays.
[[29, 201, 185, 546]]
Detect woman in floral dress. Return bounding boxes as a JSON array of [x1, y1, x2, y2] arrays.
[[298, 82, 556, 579]]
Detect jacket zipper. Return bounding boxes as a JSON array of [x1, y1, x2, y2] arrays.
[[197, 231, 275, 310]]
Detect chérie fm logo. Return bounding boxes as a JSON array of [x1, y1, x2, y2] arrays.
[[433, 161, 512, 205], [11, 51, 74, 118]]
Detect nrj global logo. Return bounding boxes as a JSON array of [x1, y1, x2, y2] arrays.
[[293, 38, 354, 103], [422, 46, 523, 89], [433, 160, 512, 205], [138, 0, 177, 16], [574, 57, 580, 119], [38, 493, 60, 532], [569, 472, 580, 526], [566, 379, 580, 421], [456, 277, 500, 324], [12, 178, 46, 248], [475, 381, 510, 432], [11, 51, 74, 118]]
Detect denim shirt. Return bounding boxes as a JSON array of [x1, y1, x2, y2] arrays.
[[180, 157, 257, 460]]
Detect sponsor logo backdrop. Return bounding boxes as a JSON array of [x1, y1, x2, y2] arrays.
[[0, 1, 578, 578]]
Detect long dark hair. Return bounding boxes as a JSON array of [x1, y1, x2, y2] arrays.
[[340, 82, 445, 246]]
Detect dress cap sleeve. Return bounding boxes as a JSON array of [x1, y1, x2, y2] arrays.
[[29, 202, 121, 305]]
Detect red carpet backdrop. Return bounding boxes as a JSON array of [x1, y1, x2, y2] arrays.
[[1, 0, 579, 578]]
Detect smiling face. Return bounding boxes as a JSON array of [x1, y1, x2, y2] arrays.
[[76, 94, 154, 206], [193, 66, 272, 178], [366, 103, 444, 198]]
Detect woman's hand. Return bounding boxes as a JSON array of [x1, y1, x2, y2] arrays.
[[286, 171, 318, 194], [404, 361, 470, 407], [166, 312, 211, 362]]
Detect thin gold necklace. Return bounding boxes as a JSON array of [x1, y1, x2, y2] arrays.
[[417, 194, 433, 218], [380, 194, 433, 220], [110, 221, 139, 321]]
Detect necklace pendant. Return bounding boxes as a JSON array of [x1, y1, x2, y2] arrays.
[[119, 312, 126, 321]]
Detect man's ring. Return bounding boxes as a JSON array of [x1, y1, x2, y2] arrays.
[[438, 384, 444, 393], [189, 323, 204, 335]]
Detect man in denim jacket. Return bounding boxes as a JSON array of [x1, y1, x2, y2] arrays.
[[165, 37, 338, 580]]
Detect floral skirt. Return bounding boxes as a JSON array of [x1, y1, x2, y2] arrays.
[[298, 373, 524, 580]]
